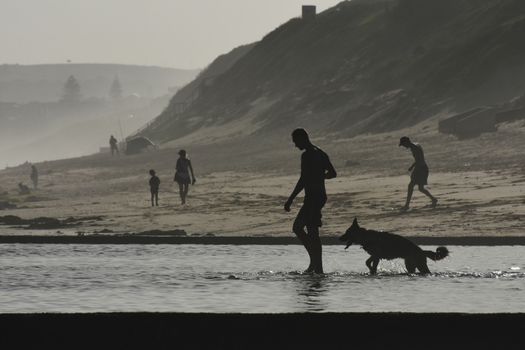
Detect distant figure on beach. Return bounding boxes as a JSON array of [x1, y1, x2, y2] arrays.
[[149, 169, 160, 207], [30, 164, 38, 189], [109, 135, 119, 155], [399, 136, 437, 211], [18, 182, 30, 195], [284, 128, 337, 274], [174, 149, 196, 205]]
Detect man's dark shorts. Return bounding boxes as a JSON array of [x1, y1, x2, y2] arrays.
[[294, 195, 327, 230], [411, 164, 429, 186]]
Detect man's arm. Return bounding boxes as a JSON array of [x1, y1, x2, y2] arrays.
[[408, 162, 415, 171], [325, 156, 337, 179], [284, 177, 304, 212]]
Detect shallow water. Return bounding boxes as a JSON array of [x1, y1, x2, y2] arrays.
[[0, 244, 523, 313]]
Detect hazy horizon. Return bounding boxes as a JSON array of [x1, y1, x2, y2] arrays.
[[1, 0, 341, 70]]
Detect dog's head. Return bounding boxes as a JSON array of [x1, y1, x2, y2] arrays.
[[339, 217, 361, 249]]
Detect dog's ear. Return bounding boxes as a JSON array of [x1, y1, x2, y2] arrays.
[[352, 217, 359, 228]]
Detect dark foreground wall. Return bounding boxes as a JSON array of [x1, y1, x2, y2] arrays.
[[0, 313, 523, 349]]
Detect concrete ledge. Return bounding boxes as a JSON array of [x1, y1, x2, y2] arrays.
[[0, 312, 522, 347], [1, 235, 525, 245]]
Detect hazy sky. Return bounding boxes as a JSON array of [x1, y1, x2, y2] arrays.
[[1, 0, 341, 69]]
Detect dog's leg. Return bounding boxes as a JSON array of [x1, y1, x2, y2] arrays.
[[417, 258, 431, 274], [366, 257, 379, 275], [371, 258, 380, 274], [405, 259, 416, 274], [365, 257, 374, 273]]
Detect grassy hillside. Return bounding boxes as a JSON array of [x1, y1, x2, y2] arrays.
[[141, 0, 525, 143]]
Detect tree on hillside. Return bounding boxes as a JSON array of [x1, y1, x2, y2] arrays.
[[61, 75, 81, 102], [109, 75, 123, 100]]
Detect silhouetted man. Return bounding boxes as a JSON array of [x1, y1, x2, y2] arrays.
[[109, 135, 119, 155], [399, 136, 437, 211], [284, 128, 337, 274]]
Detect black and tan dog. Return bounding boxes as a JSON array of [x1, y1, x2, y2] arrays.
[[339, 218, 449, 274]]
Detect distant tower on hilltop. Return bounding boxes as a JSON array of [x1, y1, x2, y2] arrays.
[[302, 5, 316, 20]]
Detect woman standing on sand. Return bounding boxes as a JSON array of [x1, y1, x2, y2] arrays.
[[174, 149, 196, 205]]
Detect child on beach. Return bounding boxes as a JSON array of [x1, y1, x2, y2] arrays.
[[149, 169, 160, 207]]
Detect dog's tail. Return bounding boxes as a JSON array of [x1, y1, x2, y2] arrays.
[[424, 246, 449, 261]]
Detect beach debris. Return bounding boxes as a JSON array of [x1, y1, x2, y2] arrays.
[[0, 215, 25, 225], [134, 229, 187, 236], [94, 228, 114, 234], [0, 215, 103, 229], [28, 217, 62, 229], [63, 216, 104, 224]]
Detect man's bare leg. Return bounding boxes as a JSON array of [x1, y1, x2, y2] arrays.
[[293, 222, 314, 272], [418, 185, 437, 207], [402, 182, 415, 211], [307, 225, 323, 274]]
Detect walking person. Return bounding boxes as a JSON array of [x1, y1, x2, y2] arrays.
[[399, 136, 437, 211], [284, 128, 337, 274], [30, 164, 38, 189], [149, 169, 160, 207], [174, 149, 196, 205], [109, 135, 119, 155]]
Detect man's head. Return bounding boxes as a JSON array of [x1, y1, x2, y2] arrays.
[[399, 136, 411, 148], [149, 169, 156, 176], [178, 149, 186, 157], [291, 128, 310, 150]]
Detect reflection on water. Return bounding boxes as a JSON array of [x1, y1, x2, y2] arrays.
[[0, 244, 523, 313], [295, 275, 329, 312]]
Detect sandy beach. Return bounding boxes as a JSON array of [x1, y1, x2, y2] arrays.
[[1, 117, 524, 238]]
